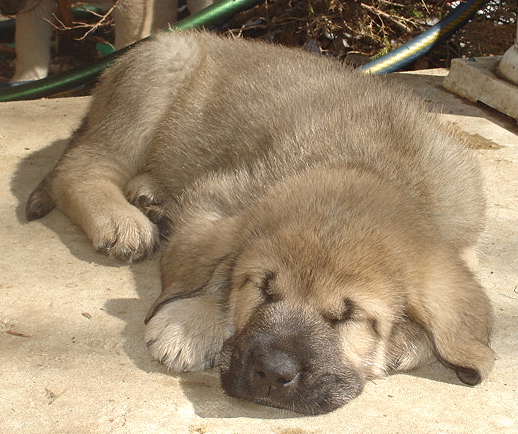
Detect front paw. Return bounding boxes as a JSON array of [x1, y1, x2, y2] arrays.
[[90, 205, 160, 262], [145, 294, 228, 371]]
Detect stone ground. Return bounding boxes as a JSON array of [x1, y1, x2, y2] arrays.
[[0, 68, 516, 434]]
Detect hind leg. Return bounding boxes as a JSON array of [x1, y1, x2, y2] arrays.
[[26, 34, 205, 261], [12, 0, 55, 81], [27, 146, 160, 262], [112, 0, 178, 49], [25, 86, 162, 262]]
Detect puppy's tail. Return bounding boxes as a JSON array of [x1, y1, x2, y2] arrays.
[[26, 178, 56, 221]]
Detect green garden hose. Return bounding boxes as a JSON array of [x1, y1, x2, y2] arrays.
[[0, 0, 263, 101], [0, 0, 490, 101]]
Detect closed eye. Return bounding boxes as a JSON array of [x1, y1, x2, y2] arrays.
[[324, 298, 356, 326], [258, 271, 279, 303]]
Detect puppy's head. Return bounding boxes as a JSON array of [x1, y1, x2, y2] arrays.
[[149, 171, 494, 414], [219, 218, 410, 414], [217, 173, 494, 414]]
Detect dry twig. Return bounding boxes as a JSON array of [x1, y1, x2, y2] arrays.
[[360, 2, 413, 33], [48, 1, 118, 42]]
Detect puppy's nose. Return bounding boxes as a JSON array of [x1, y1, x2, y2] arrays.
[[251, 352, 300, 392]]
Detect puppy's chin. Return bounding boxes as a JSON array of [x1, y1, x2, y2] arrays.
[[218, 304, 364, 415]]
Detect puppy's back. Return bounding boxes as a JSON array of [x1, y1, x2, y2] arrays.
[[112, 31, 485, 251]]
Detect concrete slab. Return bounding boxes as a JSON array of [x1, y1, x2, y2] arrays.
[[1, 69, 517, 434], [443, 56, 518, 120]]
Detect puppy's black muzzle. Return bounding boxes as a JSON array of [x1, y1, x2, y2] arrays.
[[251, 348, 300, 395], [220, 302, 364, 414]]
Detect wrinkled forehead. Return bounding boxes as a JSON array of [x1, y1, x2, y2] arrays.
[[230, 258, 405, 343], [274, 266, 405, 320], [235, 234, 405, 308]]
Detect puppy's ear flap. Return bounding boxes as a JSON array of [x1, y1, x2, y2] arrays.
[[408, 263, 495, 385], [145, 214, 240, 323]]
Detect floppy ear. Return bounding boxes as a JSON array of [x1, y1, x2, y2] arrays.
[[145, 213, 240, 323], [408, 261, 495, 385]]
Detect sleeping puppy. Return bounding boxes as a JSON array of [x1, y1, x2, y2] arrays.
[[26, 31, 495, 415], [0, 0, 214, 81]]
